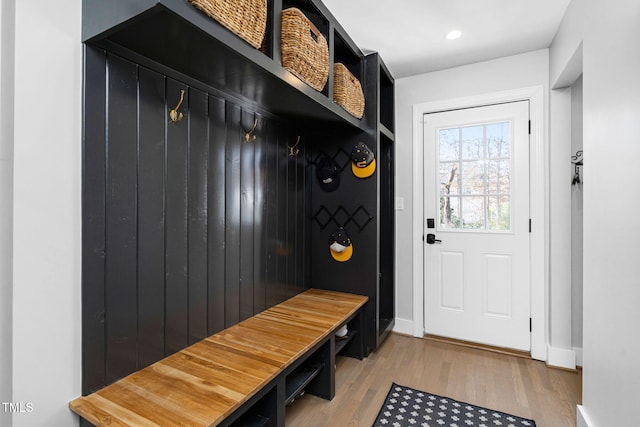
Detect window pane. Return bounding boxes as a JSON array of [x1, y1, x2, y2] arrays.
[[488, 196, 510, 230], [461, 161, 485, 195], [439, 128, 459, 161], [440, 196, 460, 229], [461, 125, 484, 159], [486, 160, 510, 195], [439, 163, 460, 195], [487, 122, 510, 158], [461, 196, 484, 229]]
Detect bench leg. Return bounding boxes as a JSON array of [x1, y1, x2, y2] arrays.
[[305, 339, 335, 400]]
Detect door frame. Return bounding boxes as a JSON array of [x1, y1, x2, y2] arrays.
[[411, 86, 547, 361]]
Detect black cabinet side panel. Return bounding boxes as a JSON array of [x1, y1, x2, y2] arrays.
[[137, 67, 166, 368], [82, 46, 107, 394], [187, 87, 209, 344], [164, 79, 189, 354], [207, 95, 226, 335], [105, 54, 139, 384]]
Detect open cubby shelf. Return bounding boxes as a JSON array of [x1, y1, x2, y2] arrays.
[[285, 359, 325, 405], [335, 329, 357, 355], [83, 0, 367, 128]]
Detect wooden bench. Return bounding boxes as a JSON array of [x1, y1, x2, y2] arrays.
[[69, 289, 368, 426]]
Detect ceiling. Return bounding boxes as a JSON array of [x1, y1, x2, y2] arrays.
[[321, 0, 571, 78]]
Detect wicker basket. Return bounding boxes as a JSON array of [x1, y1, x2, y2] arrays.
[[333, 63, 365, 119], [281, 8, 329, 92], [189, 0, 267, 49]]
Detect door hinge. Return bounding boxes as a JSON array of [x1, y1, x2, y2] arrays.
[[529, 219, 532, 233], [528, 120, 531, 135], [529, 318, 532, 332]]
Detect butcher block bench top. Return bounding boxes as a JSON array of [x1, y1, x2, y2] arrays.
[[69, 288, 368, 426]]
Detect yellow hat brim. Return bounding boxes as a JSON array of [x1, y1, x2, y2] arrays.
[[330, 244, 353, 262], [351, 159, 376, 178]]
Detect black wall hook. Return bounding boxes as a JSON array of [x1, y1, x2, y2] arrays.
[[571, 150, 583, 185]]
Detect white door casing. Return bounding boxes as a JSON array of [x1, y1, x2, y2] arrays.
[[411, 86, 547, 361], [423, 101, 530, 351]]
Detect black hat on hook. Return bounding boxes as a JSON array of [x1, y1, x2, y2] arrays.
[[316, 156, 340, 192]]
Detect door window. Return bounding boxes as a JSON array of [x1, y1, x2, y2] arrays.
[[438, 121, 512, 231]]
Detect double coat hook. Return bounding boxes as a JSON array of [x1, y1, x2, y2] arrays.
[[169, 89, 185, 123]]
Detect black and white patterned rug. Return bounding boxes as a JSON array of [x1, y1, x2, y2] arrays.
[[373, 383, 536, 427]]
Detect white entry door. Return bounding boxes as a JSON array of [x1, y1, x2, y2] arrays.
[[423, 101, 530, 351]]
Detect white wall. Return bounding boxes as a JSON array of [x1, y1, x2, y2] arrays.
[[549, 0, 583, 89], [570, 74, 583, 360], [9, 0, 82, 426], [394, 49, 550, 334], [548, 85, 575, 368], [548, 0, 585, 370], [0, 1, 15, 425], [580, 0, 640, 424]]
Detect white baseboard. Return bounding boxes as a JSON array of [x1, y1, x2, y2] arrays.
[[577, 405, 595, 427], [392, 318, 414, 336], [547, 344, 576, 369], [573, 346, 583, 367]]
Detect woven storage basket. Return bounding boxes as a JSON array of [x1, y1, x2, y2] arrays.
[[333, 63, 365, 119], [189, 0, 267, 49], [281, 8, 329, 91]]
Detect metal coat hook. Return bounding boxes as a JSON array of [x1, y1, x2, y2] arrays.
[[288, 136, 301, 156], [242, 117, 257, 142], [169, 89, 185, 123], [571, 150, 583, 185]]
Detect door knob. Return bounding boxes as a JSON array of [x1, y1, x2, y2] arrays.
[[426, 233, 441, 244]]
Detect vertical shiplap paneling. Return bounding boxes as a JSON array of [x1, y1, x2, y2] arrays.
[[264, 119, 279, 308], [82, 46, 107, 394], [164, 79, 189, 354], [253, 115, 267, 314], [295, 136, 308, 294], [276, 125, 289, 304], [83, 55, 312, 390], [187, 87, 209, 344], [224, 103, 242, 326], [239, 109, 256, 320], [137, 67, 166, 368], [207, 95, 226, 335], [105, 54, 139, 384]]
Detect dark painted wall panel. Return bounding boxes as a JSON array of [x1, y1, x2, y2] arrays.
[[224, 103, 241, 327], [83, 51, 311, 392], [206, 95, 226, 336], [240, 109, 257, 321], [164, 79, 190, 355], [104, 55, 139, 384], [187, 87, 209, 344], [253, 117, 267, 314], [82, 46, 107, 393], [137, 66, 166, 367]]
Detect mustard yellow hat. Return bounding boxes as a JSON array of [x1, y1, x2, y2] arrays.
[[351, 141, 376, 178], [329, 227, 353, 262]]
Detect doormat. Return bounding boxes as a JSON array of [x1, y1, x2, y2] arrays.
[[373, 383, 536, 427]]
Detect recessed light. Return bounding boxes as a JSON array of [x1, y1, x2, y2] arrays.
[[446, 30, 462, 40]]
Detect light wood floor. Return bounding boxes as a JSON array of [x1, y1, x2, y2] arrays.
[[286, 333, 581, 426]]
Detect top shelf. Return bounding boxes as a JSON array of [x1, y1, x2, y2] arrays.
[[83, 0, 368, 129]]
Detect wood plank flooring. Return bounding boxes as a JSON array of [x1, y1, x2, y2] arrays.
[[286, 333, 582, 426]]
